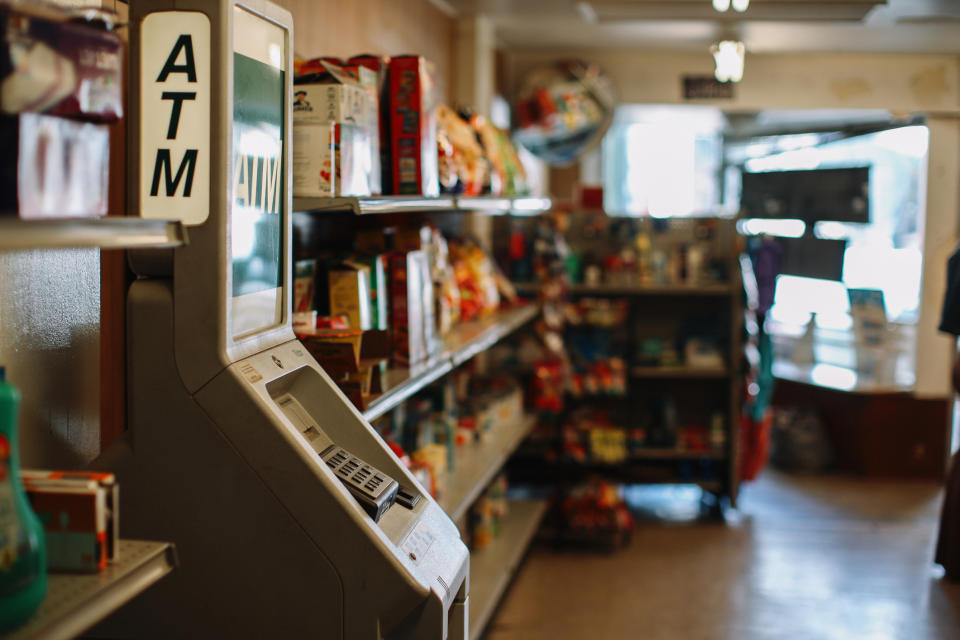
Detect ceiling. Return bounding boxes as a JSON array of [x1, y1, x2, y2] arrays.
[[438, 0, 960, 53]]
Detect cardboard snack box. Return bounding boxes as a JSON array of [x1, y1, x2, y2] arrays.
[[292, 122, 371, 197], [24, 481, 109, 572], [388, 55, 438, 197], [388, 250, 427, 366], [328, 260, 373, 330]]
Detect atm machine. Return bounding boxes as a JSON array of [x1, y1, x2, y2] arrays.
[[94, 1, 469, 637]]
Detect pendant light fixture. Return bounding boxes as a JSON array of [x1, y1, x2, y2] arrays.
[[712, 40, 745, 83], [713, 0, 749, 11]]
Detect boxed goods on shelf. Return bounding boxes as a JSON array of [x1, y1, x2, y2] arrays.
[[389, 250, 428, 366], [388, 55, 439, 197], [22, 469, 119, 572], [348, 54, 392, 193], [293, 61, 375, 197]]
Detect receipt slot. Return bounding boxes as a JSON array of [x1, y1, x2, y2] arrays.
[[93, 2, 469, 637]]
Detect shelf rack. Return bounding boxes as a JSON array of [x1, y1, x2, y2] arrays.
[[440, 414, 539, 522], [0, 218, 186, 251], [468, 498, 548, 640], [293, 195, 552, 216], [8, 540, 177, 640], [362, 304, 540, 422]]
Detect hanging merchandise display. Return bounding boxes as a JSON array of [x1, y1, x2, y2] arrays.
[[0, 368, 47, 633], [512, 60, 616, 165]]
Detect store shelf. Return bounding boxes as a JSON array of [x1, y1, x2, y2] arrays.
[[362, 356, 455, 422], [8, 540, 177, 640], [294, 195, 457, 215], [441, 413, 539, 522], [468, 499, 548, 640], [514, 282, 733, 297], [454, 197, 512, 213], [507, 197, 553, 215], [293, 195, 552, 216], [362, 304, 539, 422], [630, 366, 729, 379], [444, 304, 540, 368], [0, 218, 186, 251]]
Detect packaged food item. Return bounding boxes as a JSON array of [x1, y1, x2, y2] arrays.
[[293, 61, 374, 197], [328, 260, 373, 330], [24, 480, 108, 573], [450, 240, 500, 322], [292, 121, 371, 198], [0, 113, 109, 218], [436, 104, 487, 195], [340, 63, 381, 195], [469, 113, 528, 196], [388, 250, 427, 366], [348, 54, 392, 193], [0, 3, 123, 122], [365, 254, 389, 331], [20, 470, 118, 563], [388, 55, 438, 196], [293, 259, 318, 313]]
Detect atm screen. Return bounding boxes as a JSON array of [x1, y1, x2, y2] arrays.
[[230, 6, 287, 340]]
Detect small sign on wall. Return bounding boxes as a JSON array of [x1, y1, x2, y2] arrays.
[[683, 75, 735, 100], [140, 12, 211, 225]]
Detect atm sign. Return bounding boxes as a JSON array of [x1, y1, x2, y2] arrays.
[[140, 12, 211, 225]]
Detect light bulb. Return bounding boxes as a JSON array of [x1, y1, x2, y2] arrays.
[[732, 0, 749, 11], [712, 0, 731, 12], [712, 40, 745, 83]]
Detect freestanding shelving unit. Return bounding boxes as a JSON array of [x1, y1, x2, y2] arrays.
[[508, 216, 743, 511], [294, 194, 552, 638]]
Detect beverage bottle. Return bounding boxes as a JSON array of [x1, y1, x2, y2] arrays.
[[0, 367, 47, 631]]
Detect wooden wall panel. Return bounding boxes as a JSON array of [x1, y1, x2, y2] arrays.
[[275, 0, 456, 100]]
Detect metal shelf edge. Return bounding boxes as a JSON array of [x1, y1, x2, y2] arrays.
[[362, 305, 539, 422], [0, 219, 186, 251], [292, 196, 551, 216], [11, 540, 176, 640]]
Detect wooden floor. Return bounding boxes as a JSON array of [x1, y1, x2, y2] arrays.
[[485, 471, 960, 640]]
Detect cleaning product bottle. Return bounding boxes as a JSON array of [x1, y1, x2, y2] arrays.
[[0, 367, 47, 631]]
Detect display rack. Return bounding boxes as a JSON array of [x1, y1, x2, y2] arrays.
[[0, 218, 186, 251], [293, 195, 552, 216], [441, 414, 539, 522], [361, 304, 540, 422], [508, 216, 743, 509], [8, 540, 177, 640], [467, 499, 548, 640]]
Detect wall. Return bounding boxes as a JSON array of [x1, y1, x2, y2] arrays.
[[0, 251, 101, 467], [274, 0, 456, 99], [503, 48, 960, 398]]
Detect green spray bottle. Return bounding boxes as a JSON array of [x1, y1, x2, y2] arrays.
[[0, 367, 47, 631]]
